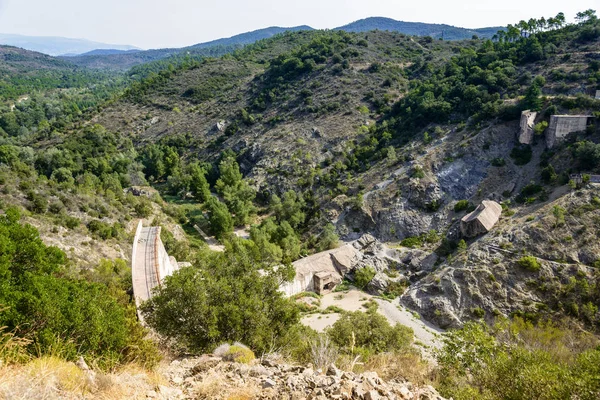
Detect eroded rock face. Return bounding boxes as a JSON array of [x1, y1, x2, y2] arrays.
[[161, 355, 447, 400], [400, 188, 600, 328]]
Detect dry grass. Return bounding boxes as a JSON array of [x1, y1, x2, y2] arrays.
[[359, 352, 436, 386], [190, 370, 260, 400], [0, 357, 167, 400]]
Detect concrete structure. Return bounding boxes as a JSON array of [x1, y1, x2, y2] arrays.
[[280, 245, 358, 297], [570, 174, 600, 185], [460, 200, 502, 238], [131, 221, 186, 317], [546, 115, 591, 148], [518, 110, 537, 144], [595, 90, 600, 100], [126, 186, 159, 198]]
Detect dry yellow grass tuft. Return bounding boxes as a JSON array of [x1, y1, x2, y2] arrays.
[[191, 370, 260, 400], [360, 351, 435, 386], [0, 357, 168, 400]]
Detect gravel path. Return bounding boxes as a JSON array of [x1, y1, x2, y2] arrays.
[[300, 290, 445, 359], [375, 298, 444, 351]]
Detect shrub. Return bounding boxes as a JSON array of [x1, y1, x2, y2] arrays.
[[353, 266, 376, 289], [328, 311, 413, 358], [454, 200, 470, 212], [411, 166, 425, 179], [401, 236, 423, 248], [491, 157, 506, 167], [471, 307, 485, 318], [0, 208, 158, 369], [517, 256, 541, 271], [437, 319, 600, 400], [141, 238, 299, 354], [511, 145, 533, 165], [223, 344, 256, 364], [541, 165, 557, 183]]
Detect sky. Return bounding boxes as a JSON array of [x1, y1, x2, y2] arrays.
[[0, 0, 597, 49]]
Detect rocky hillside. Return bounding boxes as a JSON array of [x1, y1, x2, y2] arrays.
[[85, 18, 600, 331], [2, 8, 600, 342]]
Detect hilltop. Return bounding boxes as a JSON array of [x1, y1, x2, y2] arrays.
[[62, 19, 501, 71], [335, 17, 501, 39]]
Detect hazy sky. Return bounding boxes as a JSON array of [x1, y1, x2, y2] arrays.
[[0, 0, 596, 49]]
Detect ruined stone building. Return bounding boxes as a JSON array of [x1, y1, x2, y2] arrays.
[[460, 200, 502, 238], [280, 245, 358, 297], [518, 110, 537, 144], [546, 115, 591, 148]]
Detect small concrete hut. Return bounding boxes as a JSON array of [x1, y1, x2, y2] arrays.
[[460, 200, 502, 238], [280, 245, 358, 297]]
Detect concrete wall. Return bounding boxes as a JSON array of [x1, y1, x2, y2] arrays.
[[280, 270, 314, 297], [154, 226, 177, 283], [546, 115, 589, 148], [131, 220, 145, 316], [518, 110, 536, 144]]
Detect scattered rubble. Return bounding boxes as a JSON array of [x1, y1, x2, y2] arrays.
[[160, 355, 446, 400]]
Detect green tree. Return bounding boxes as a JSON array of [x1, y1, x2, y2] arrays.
[[354, 266, 376, 289], [215, 157, 256, 226], [0, 208, 157, 368], [328, 311, 413, 357], [271, 191, 306, 229], [205, 197, 233, 239], [521, 76, 545, 111], [316, 223, 339, 252], [141, 239, 299, 353], [188, 163, 211, 203]]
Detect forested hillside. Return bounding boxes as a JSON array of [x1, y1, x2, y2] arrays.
[[335, 17, 501, 40], [0, 9, 600, 400]]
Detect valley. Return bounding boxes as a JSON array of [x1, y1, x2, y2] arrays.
[[0, 8, 600, 400]]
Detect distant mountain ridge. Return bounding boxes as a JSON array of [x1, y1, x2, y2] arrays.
[[0, 33, 139, 57], [4, 18, 503, 70], [76, 49, 142, 57], [189, 26, 314, 49], [335, 17, 502, 40], [63, 26, 314, 70]]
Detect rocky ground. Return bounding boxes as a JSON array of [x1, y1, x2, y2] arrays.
[[160, 354, 446, 400]]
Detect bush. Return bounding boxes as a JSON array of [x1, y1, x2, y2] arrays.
[[541, 165, 557, 183], [353, 266, 376, 289], [141, 238, 299, 354], [511, 145, 533, 165], [401, 236, 423, 248], [328, 311, 413, 357], [437, 319, 600, 400], [491, 157, 506, 167], [454, 200, 470, 212], [0, 208, 158, 369], [517, 255, 541, 271], [222, 344, 256, 364]]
